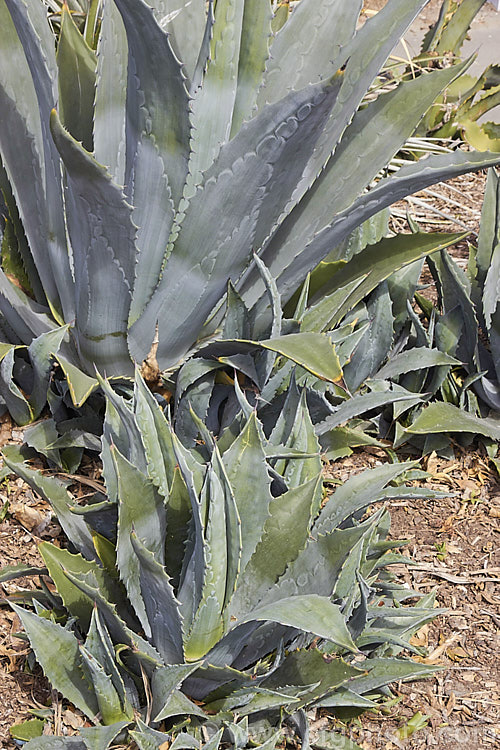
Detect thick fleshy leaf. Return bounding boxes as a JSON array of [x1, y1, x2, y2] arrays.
[[429, 249, 478, 365], [20, 738, 86, 749], [230, 0, 273, 134], [407, 402, 500, 440], [10, 603, 98, 720], [54, 356, 100, 408], [0, 260, 55, 346], [57, 4, 96, 151], [236, 595, 357, 653], [376, 348, 461, 381], [230, 476, 321, 618], [0, 143, 44, 303], [188, 0, 246, 185], [260, 152, 500, 307], [258, 0, 362, 106], [313, 462, 413, 535], [50, 111, 136, 375], [154, 689, 207, 721], [314, 689, 376, 709], [314, 386, 424, 435], [347, 657, 437, 695], [85, 608, 132, 715], [207, 687, 299, 716], [133, 373, 190, 580], [198, 332, 343, 383], [0, 344, 32, 424], [0, 563, 47, 583], [183, 448, 241, 660], [131, 534, 184, 664], [310, 232, 467, 324], [63, 568, 162, 666], [273, 389, 322, 491], [221, 413, 273, 575], [93, 0, 127, 186], [79, 646, 130, 724], [343, 283, 393, 391], [1, 0, 74, 322], [261, 514, 378, 608], [151, 661, 203, 722], [431, 0, 486, 55], [129, 724, 172, 750], [298, 0, 429, 183], [39, 542, 127, 630], [262, 648, 363, 706], [114, 0, 191, 208], [173, 432, 207, 628], [241, 4, 464, 308], [131, 75, 349, 367], [27, 325, 69, 418], [79, 722, 131, 750], [158, 0, 207, 81], [113, 447, 167, 636]]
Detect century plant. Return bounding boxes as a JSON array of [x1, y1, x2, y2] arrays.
[[414, 0, 500, 149], [389, 165, 500, 454], [306, 166, 500, 460], [1, 370, 444, 749], [1, 0, 500, 431]]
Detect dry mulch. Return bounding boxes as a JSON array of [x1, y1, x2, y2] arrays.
[[323, 448, 500, 749]]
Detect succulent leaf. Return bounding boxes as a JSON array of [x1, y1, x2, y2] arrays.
[[93, 0, 127, 186], [10, 603, 99, 720], [131, 534, 184, 664], [112, 446, 167, 635], [57, 4, 96, 151]]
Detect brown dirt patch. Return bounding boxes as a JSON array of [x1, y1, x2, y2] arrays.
[[322, 447, 500, 749]]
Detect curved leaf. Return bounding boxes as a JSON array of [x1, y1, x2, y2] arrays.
[[376, 348, 460, 381], [114, 0, 191, 207], [50, 111, 136, 375], [236, 595, 357, 653], [10, 603, 98, 720], [57, 4, 96, 151], [131, 76, 345, 366], [93, 0, 127, 186], [407, 402, 500, 440]]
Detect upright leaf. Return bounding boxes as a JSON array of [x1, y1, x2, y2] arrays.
[[113, 447, 167, 636], [0, 0, 72, 321], [93, 0, 128, 186], [188, 0, 246, 185], [57, 4, 96, 151], [114, 0, 191, 207], [221, 413, 273, 575], [156, 0, 207, 81], [50, 112, 136, 375], [10, 603, 98, 720], [230, 0, 273, 134], [131, 76, 347, 367], [258, 0, 362, 106]]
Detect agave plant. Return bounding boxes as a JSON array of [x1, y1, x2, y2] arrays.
[[309, 166, 500, 460], [1, 0, 500, 430], [1, 370, 444, 749], [407, 0, 500, 150], [390, 165, 500, 454]]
